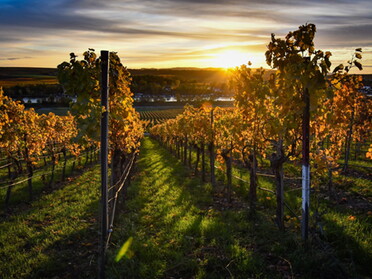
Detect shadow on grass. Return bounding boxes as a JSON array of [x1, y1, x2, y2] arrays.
[[0, 159, 98, 216], [107, 137, 372, 279], [319, 205, 372, 277], [0, 165, 100, 279], [29, 217, 99, 278], [107, 138, 274, 278]]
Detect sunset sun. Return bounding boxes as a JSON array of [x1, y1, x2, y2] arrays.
[[213, 50, 248, 68]]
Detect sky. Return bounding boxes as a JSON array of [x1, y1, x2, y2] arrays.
[[0, 0, 371, 73]]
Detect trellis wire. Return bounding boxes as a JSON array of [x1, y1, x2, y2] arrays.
[[105, 153, 136, 248], [0, 148, 99, 189]]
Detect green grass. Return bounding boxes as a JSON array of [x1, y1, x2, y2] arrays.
[[105, 138, 354, 278], [320, 204, 372, 276], [0, 137, 370, 278], [227, 157, 372, 277], [107, 137, 371, 278], [334, 175, 372, 197], [0, 151, 96, 210], [0, 164, 100, 278], [107, 138, 273, 278], [346, 159, 372, 168]]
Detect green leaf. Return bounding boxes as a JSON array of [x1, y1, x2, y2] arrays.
[[115, 237, 133, 262]]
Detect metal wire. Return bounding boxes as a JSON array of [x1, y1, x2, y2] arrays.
[[0, 148, 99, 189], [105, 153, 137, 247]]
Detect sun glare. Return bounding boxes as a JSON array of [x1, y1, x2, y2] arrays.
[[213, 50, 249, 68]]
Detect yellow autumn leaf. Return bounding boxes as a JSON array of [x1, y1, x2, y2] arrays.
[[115, 237, 133, 262]]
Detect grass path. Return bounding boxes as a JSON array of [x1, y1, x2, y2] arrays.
[[107, 137, 296, 278], [107, 137, 372, 278]]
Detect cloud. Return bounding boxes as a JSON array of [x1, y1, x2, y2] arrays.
[[0, 0, 371, 72], [0, 57, 20, 61], [0, 57, 32, 61], [1, 0, 371, 41], [318, 24, 372, 47]]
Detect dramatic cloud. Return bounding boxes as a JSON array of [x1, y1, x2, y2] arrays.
[[0, 0, 371, 72], [0, 57, 23, 61]]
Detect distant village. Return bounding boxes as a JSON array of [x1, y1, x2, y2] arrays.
[[20, 91, 233, 105], [18, 84, 372, 105], [14, 84, 234, 105]]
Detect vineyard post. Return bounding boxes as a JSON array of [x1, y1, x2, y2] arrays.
[[99, 50, 109, 278], [210, 108, 216, 187], [201, 143, 205, 182], [301, 72, 310, 240]]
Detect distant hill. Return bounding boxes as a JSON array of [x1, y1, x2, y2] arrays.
[[0, 67, 57, 79], [1, 67, 371, 86]]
